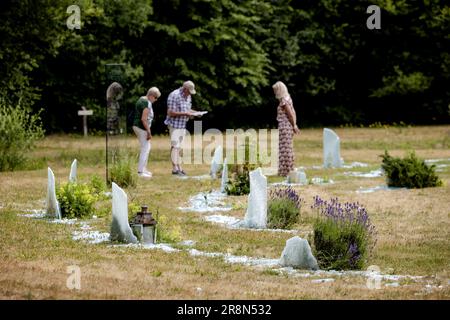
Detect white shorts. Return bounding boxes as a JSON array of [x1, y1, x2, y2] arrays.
[[169, 126, 186, 149]]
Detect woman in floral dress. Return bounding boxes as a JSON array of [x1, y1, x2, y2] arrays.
[[273, 81, 300, 176]]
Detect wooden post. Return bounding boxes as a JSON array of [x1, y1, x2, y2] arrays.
[[77, 106, 93, 137]]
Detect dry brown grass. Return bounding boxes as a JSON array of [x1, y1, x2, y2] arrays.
[[0, 126, 449, 299]]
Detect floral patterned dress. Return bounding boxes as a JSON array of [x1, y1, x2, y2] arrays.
[[277, 96, 295, 176]]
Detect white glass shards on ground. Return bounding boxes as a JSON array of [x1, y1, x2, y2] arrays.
[[73, 230, 110, 244], [203, 214, 298, 234], [19, 209, 47, 218], [178, 191, 232, 213], [344, 169, 383, 178], [356, 185, 405, 193]]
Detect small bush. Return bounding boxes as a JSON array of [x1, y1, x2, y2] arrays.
[[267, 187, 303, 229], [381, 151, 442, 188], [0, 99, 44, 171], [226, 140, 260, 196], [154, 210, 182, 243], [108, 156, 137, 188], [225, 163, 252, 195], [311, 196, 377, 270], [57, 182, 98, 219], [90, 174, 106, 195]]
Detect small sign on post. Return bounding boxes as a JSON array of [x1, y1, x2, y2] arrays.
[[78, 106, 93, 137]]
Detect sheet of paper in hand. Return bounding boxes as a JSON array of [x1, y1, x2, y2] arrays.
[[191, 111, 208, 117]]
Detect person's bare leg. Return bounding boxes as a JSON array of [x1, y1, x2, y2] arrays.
[[171, 146, 179, 172], [177, 147, 183, 172]]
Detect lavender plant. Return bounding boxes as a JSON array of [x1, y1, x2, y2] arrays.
[[267, 187, 304, 229], [311, 196, 377, 270]]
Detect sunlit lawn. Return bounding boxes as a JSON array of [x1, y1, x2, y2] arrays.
[[0, 125, 449, 299]]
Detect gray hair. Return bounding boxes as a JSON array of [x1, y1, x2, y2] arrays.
[[147, 87, 161, 98]]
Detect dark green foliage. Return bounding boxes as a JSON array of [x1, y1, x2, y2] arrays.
[[225, 163, 251, 196], [380, 151, 442, 188], [1, 0, 449, 131]]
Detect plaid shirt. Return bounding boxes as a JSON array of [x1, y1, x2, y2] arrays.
[[164, 88, 191, 129]]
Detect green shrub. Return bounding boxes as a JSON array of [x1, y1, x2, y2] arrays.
[[311, 196, 376, 270], [57, 182, 98, 219], [380, 151, 442, 188], [154, 210, 182, 243], [226, 140, 260, 196], [108, 155, 137, 188], [0, 99, 44, 171], [90, 174, 106, 195], [267, 187, 303, 229], [225, 163, 252, 195]]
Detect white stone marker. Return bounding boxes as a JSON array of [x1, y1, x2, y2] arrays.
[[110, 182, 138, 243], [279, 236, 319, 270], [287, 168, 308, 184], [210, 145, 223, 179], [46, 167, 61, 219], [220, 158, 229, 193], [242, 168, 267, 229], [323, 128, 343, 168], [69, 159, 77, 183]]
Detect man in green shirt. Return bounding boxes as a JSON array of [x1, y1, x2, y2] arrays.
[[132, 87, 161, 178]]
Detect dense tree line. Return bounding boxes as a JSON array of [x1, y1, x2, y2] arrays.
[[1, 0, 449, 133]]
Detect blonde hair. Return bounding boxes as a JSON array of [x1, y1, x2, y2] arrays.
[[272, 81, 290, 100], [147, 87, 161, 98]]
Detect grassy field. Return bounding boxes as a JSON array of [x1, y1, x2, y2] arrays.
[[0, 125, 449, 299]]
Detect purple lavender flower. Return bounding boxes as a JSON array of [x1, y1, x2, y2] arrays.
[[348, 243, 361, 268], [312, 195, 377, 269], [269, 186, 304, 209]]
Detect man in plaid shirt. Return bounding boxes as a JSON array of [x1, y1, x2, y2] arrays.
[[164, 80, 198, 175]]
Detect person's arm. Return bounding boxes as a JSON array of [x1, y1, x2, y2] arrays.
[[282, 100, 300, 134], [141, 108, 152, 140], [168, 109, 191, 117], [167, 101, 191, 117], [167, 95, 191, 117]]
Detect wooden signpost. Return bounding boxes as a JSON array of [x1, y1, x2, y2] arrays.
[[77, 106, 93, 137]]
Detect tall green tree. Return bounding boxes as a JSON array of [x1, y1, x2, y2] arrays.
[[0, 0, 64, 105]]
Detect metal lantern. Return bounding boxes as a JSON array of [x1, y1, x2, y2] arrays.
[[131, 205, 157, 244]]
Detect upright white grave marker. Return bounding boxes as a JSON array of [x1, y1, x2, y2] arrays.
[[69, 159, 77, 183], [110, 183, 138, 243], [287, 168, 308, 185], [46, 167, 61, 219], [220, 158, 229, 193], [323, 128, 343, 168], [242, 168, 267, 228], [210, 145, 223, 179]]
